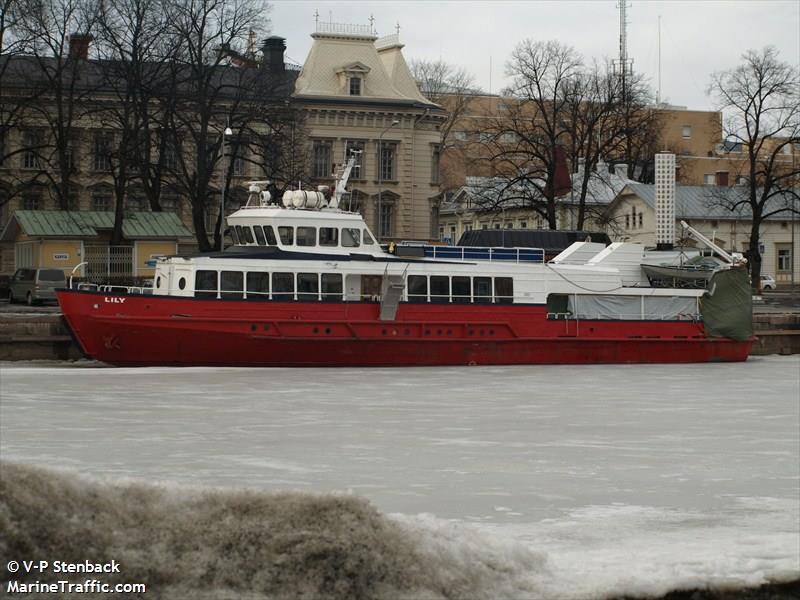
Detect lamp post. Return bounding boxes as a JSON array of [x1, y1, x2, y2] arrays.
[[218, 125, 233, 249], [377, 119, 399, 241]]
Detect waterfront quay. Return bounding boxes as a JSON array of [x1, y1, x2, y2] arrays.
[[1, 292, 798, 361]]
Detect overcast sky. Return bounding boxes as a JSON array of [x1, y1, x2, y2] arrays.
[[271, 1, 799, 111]]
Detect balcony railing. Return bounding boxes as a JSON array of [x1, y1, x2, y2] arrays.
[[315, 22, 375, 36]]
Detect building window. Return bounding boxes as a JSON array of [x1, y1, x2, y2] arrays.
[[377, 142, 396, 181], [379, 202, 393, 238], [21, 131, 41, 170], [500, 132, 517, 143], [453, 131, 468, 142], [625, 214, 630, 229], [349, 77, 361, 96], [162, 138, 179, 172], [431, 144, 440, 184], [638, 212, 643, 228], [161, 195, 179, 212], [312, 140, 332, 178], [703, 174, 715, 185], [777, 245, 792, 273], [65, 142, 78, 173], [681, 125, 692, 138], [126, 195, 144, 211], [478, 132, 493, 143], [92, 192, 112, 211], [93, 133, 112, 172], [344, 140, 365, 179], [22, 194, 43, 210], [232, 145, 246, 177]]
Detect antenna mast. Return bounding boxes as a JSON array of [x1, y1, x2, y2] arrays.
[[657, 15, 662, 105], [613, 2, 634, 101]]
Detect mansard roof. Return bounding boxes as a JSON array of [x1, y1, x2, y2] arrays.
[[294, 31, 440, 110]]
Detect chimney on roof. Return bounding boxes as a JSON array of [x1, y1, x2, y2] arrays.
[[69, 33, 92, 60], [261, 36, 286, 72]]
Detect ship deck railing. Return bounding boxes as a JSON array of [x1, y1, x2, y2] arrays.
[[421, 245, 545, 263], [73, 282, 153, 295]]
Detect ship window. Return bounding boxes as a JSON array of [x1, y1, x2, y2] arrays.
[[272, 272, 294, 300], [296, 226, 316, 247], [495, 277, 513, 304], [430, 276, 450, 303], [230, 227, 240, 245], [246, 272, 270, 299], [342, 228, 360, 247], [407, 275, 427, 303], [156, 276, 161, 289], [319, 227, 338, 246], [363, 230, 375, 245], [178, 277, 186, 290], [253, 226, 267, 246], [220, 271, 244, 300], [195, 270, 218, 299], [264, 225, 277, 246], [473, 277, 491, 303], [321, 273, 343, 301], [452, 276, 471, 303], [243, 227, 254, 244], [278, 226, 294, 245], [297, 273, 319, 301]]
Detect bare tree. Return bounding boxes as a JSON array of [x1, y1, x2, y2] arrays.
[[9, 0, 99, 210], [94, 0, 174, 243], [474, 40, 582, 229], [708, 46, 800, 289], [161, 0, 271, 251], [410, 58, 477, 149]]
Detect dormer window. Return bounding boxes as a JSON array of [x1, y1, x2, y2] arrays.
[[336, 62, 370, 96]]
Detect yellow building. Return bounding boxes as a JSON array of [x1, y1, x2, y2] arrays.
[[1, 210, 192, 282]]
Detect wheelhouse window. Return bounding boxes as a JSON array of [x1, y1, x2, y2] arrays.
[[253, 225, 267, 246], [495, 277, 514, 304], [235, 225, 254, 244], [407, 275, 427, 303], [229, 227, 240, 245], [319, 227, 338, 247], [263, 225, 278, 245], [296, 226, 316, 247], [220, 271, 243, 300], [246, 272, 269, 299], [342, 228, 360, 247], [363, 230, 375, 245], [195, 270, 218, 299], [278, 226, 294, 245], [321, 273, 343, 301], [272, 272, 294, 300], [297, 273, 319, 301], [430, 276, 450, 303]]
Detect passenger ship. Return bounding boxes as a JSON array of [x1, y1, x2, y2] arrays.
[[56, 159, 754, 366]]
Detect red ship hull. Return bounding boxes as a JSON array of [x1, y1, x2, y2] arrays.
[[56, 290, 754, 367]]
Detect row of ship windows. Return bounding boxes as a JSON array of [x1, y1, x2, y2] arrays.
[[231, 224, 375, 249], [184, 270, 514, 303]]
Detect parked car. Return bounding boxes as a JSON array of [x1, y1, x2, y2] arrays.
[[760, 274, 777, 291], [0, 274, 10, 302], [8, 268, 67, 305]]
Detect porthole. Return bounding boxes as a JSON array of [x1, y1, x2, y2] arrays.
[[178, 277, 186, 290], [156, 276, 161, 289]]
